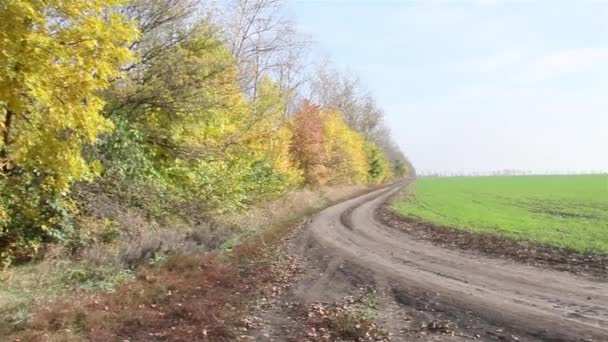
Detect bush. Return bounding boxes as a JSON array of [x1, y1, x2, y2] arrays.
[[0, 175, 76, 267]]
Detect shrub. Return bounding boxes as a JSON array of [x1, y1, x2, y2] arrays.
[[0, 177, 76, 267]]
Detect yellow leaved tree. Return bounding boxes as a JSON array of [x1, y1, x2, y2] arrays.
[[321, 109, 369, 185], [102, 24, 300, 212], [250, 77, 302, 187], [0, 0, 137, 264]]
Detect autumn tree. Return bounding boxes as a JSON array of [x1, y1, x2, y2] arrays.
[[307, 63, 412, 181], [0, 0, 137, 263], [366, 142, 393, 184], [290, 101, 398, 186], [251, 77, 302, 186], [393, 159, 409, 178], [309, 64, 384, 139], [321, 110, 369, 185], [100, 9, 301, 212], [100, 0, 214, 182], [291, 101, 327, 185]]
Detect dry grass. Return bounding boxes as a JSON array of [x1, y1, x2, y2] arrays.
[[11, 233, 301, 341]]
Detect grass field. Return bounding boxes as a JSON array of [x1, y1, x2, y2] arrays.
[[394, 175, 608, 253]]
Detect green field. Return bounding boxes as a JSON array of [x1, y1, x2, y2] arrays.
[[394, 175, 608, 253]]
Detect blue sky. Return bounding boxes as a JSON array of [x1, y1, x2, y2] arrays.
[[287, 0, 608, 174]]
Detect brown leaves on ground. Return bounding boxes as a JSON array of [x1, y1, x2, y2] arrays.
[[293, 292, 389, 342]]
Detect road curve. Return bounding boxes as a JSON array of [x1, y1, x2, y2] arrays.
[[305, 183, 608, 341]]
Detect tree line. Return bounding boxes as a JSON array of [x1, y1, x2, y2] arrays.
[[0, 0, 409, 266]]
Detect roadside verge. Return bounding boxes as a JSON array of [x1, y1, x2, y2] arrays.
[[4, 185, 381, 341]]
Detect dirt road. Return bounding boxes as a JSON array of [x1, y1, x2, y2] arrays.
[[287, 182, 608, 341]]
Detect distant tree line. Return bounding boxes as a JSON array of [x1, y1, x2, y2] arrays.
[[418, 170, 607, 178]]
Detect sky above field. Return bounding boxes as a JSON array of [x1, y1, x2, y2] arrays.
[[288, 0, 608, 174]]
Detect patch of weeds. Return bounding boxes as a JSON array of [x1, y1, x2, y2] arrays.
[[8, 303, 32, 326], [148, 252, 168, 268], [358, 289, 380, 319], [221, 235, 242, 253], [0, 302, 32, 335], [62, 264, 132, 292], [419, 319, 457, 335]]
